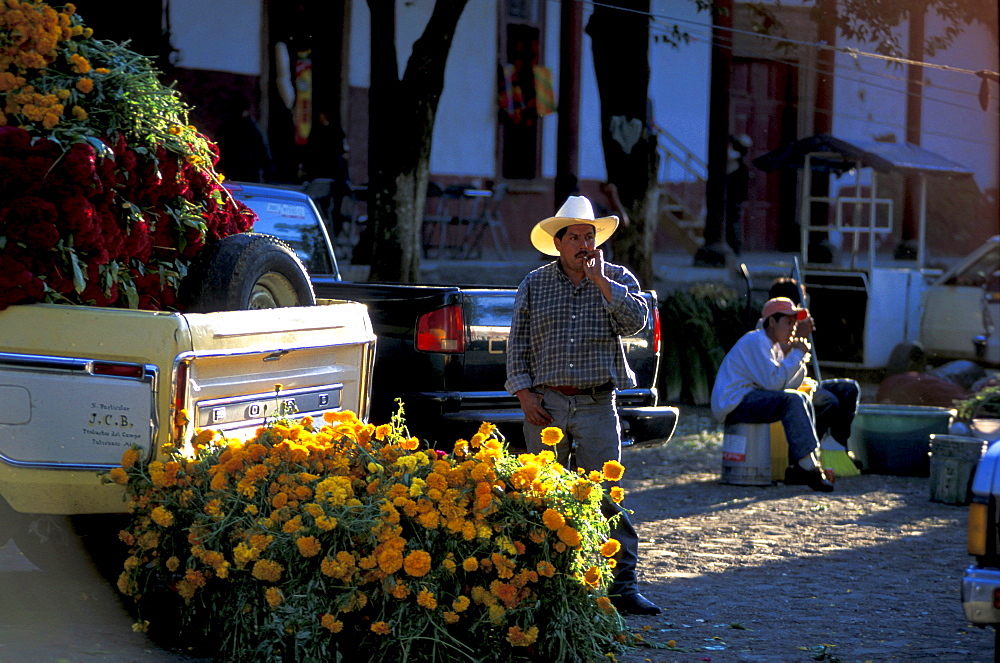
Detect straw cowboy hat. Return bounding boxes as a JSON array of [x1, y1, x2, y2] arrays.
[[530, 196, 619, 256]]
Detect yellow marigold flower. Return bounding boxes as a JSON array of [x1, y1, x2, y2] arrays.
[[609, 486, 625, 503], [83, 27, 94, 38], [441, 557, 456, 572], [75, 77, 92, 93], [571, 479, 593, 501], [452, 595, 471, 612], [95, 66, 109, 74], [596, 595, 614, 613], [123, 555, 140, 571], [121, 447, 140, 469], [282, 515, 304, 533], [150, 506, 174, 527], [588, 470, 602, 482], [316, 515, 337, 531], [265, 586, 283, 608], [557, 525, 581, 547], [583, 566, 602, 586], [251, 559, 283, 583], [165, 556, 180, 572], [462, 556, 479, 572], [541, 508, 565, 531], [488, 603, 505, 623], [131, 620, 149, 633], [374, 424, 392, 440], [296, 535, 321, 558], [403, 549, 432, 577], [541, 426, 563, 446], [401, 436, 420, 450], [603, 460, 625, 482], [68, 53, 91, 73], [536, 560, 556, 578], [600, 539, 622, 558], [108, 467, 128, 485], [507, 625, 539, 647], [443, 611, 460, 624], [370, 621, 391, 635], [320, 613, 343, 633], [416, 589, 437, 609]]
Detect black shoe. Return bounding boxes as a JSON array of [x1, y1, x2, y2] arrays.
[[610, 591, 662, 616], [784, 464, 834, 493]]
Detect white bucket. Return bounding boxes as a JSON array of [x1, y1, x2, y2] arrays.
[[928, 434, 987, 505]]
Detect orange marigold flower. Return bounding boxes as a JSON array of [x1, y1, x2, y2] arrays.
[[541, 508, 565, 531], [403, 550, 432, 577], [609, 486, 625, 503], [596, 596, 614, 613], [416, 589, 437, 609], [540, 426, 563, 446], [600, 539, 622, 558], [121, 448, 140, 469], [320, 613, 343, 633], [374, 424, 392, 440], [251, 559, 283, 583], [370, 621, 391, 635], [150, 506, 174, 527], [265, 586, 283, 608], [443, 611, 460, 624], [452, 595, 471, 612], [602, 460, 625, 482], [108, 467, 128, 485], [583, 566, 602, 586], [296, 535, 321, 558], [557, 525, 581, 547], [536, 560, 556, 578], [75, 77, 93, 93], [506, 625, 539, 647]]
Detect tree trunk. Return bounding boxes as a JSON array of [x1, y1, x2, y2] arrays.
[[586, 0, 659, 289], [365, 0, 468, 282]]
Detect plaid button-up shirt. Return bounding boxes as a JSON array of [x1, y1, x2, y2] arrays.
[[505, 260, 648, 395]]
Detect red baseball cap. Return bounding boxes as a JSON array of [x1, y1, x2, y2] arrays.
[[761, 297, 808, 321]]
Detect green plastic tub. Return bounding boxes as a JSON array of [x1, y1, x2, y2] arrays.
[[849, 404, 955, 477]]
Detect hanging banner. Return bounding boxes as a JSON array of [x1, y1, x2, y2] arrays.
[[293, 50, 312, 146], [533, 65, 555, 116]]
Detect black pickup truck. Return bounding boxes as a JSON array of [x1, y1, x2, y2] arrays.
[[226, 182, 678, 448]]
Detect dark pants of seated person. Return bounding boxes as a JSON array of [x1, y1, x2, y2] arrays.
[[724, 389, 820, 464], [812, 378, 860, 445]]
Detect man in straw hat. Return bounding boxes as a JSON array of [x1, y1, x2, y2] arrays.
[[710, 297, 835, 492], [506, 195, 661, 616]]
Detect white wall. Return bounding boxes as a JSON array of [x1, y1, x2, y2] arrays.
[[170, 0, 262, 75], [833, 11, 998, 194], [348, 1, 496, 177]]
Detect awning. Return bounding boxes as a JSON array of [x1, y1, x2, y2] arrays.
[[752, 133, 974, 177]]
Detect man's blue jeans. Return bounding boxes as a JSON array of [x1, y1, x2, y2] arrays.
[[724, 389, 820, 464], [813, 378, 860, 445], [523, 389, 641, 595]]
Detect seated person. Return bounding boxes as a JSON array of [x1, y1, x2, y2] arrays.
[[768, 278, 861, 462], [711, 297, 834, 492]]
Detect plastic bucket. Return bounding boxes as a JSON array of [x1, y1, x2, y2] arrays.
[[850, 404, 954, 477], [928, 434, 987, 505], [721, 422, 773, 486]]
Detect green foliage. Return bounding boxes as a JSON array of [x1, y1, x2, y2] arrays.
[[659, 283, 748, 406]]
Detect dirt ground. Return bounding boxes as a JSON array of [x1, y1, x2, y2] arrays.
[[1, 405, 994, 663], [614, 406, 995, 663]]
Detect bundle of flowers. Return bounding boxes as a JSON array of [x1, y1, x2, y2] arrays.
[[110, 407, 634, 662], [0, 1, 254, 311]]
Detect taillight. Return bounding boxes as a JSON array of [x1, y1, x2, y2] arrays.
[[92, 361, 144, 378], [416, 305, 465, 353], [651, 305, 661, 354], [968, 501, 988, 556]]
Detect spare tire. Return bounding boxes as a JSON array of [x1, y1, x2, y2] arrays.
[[180, 233, 316, 312]]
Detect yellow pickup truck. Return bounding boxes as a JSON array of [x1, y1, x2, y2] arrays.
[[0, 246, 375, 569]]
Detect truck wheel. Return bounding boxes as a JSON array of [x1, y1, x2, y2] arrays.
[[180, 233, 315, 312]]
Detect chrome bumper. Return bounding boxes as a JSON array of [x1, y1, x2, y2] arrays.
[[962, 565, 1000, 624]]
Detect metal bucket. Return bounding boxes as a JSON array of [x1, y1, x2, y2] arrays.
[[721, 422, 773, 486], [850, 404, 955, 477], [928, 434, 987, 505]]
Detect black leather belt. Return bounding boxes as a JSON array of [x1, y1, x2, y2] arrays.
[[544, 382, 613, 396]]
